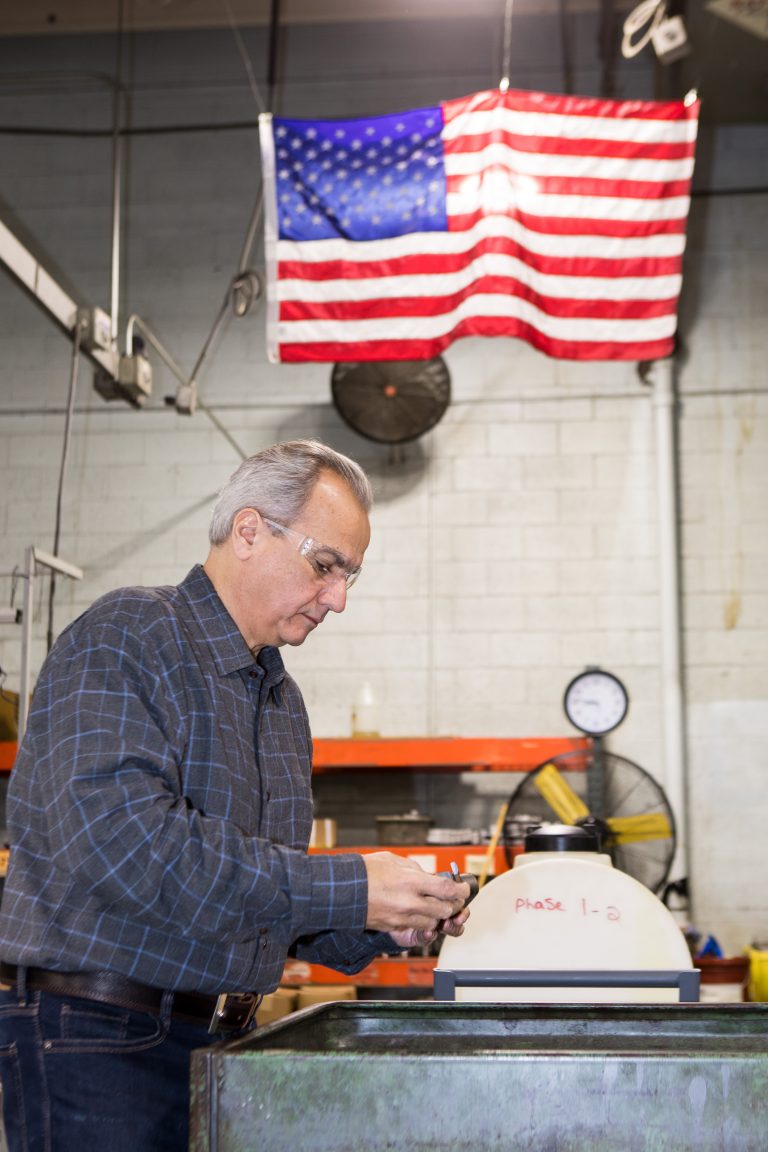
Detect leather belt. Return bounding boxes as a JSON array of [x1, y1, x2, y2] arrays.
[[0, 962, 260, 1035]]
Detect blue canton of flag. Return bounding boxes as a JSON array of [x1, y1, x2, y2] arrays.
[[273, 106, 447, 242]]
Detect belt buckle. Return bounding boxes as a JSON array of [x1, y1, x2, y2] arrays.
[[208, 992, 260, 1036]]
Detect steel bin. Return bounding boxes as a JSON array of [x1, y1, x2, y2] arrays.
[[189, 1000, 768, 1152]]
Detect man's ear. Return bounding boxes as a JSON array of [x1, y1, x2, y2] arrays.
[[231, 508, 262, 558]]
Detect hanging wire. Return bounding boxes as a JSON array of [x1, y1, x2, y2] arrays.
[[559, 0, 574, 96], [220, 0, 268, 114], [47, 318, 84, 652], [171, 0, 275, 458], [499, 0, 515, 91]]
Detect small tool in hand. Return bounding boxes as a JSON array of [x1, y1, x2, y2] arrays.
[[439, 861, 479, 906]]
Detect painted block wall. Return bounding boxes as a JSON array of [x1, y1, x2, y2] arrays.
[[0, 17, 767, 955]]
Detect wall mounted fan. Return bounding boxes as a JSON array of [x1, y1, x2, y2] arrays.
[[503, 746, 677, 895], [331, 357, 450, 444]]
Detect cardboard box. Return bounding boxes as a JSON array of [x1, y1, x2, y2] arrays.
[[256, 987, 299, 1026], [295, 984, 357, 1010]]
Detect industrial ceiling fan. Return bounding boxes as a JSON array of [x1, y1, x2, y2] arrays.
[[330, 357, 451, 444]]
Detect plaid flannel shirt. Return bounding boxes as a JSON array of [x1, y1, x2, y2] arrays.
[[0, 565, 393, 992]]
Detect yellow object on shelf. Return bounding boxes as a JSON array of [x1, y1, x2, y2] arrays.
[[478, 800, 509, 890], [747, 947, 768, 1002]]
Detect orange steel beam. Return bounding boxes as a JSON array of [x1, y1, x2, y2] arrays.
[[311, 735, 590, 773], [281, 956, 439, 988]]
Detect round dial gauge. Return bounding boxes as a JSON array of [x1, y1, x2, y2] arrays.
[[563, 668, 629, 736]]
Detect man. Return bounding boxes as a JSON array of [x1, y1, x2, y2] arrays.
[[0, 439, 470, 1152]]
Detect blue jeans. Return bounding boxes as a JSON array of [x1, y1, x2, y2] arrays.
[[0, 983, 225, 1152]]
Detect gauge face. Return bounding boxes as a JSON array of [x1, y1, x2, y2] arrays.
[[563, 669, 628, 736]]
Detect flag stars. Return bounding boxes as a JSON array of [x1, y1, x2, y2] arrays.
[[272, 107, 446, 242]]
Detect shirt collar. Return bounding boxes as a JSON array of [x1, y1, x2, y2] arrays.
[[178, 564, 287, 690]]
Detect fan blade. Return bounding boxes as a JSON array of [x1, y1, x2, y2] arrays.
[[533, 763, 591, 825], [606, 812, 673, 843]]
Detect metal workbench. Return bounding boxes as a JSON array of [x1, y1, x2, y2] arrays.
[[189, 1000, 768, 1151]]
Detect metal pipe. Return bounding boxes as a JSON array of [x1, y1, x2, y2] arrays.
[[124, 313, 191, 387], [110, 1, 125, 345], [499, 0, 514, 89], [18, 549, 84, 740], [651, 356, 689, 888], [18, 547, 35, 741], [47, 318, 83, 652], [125, 312, 247, 460]]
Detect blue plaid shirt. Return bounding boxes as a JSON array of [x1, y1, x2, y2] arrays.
[[0, 565, 393, 992]]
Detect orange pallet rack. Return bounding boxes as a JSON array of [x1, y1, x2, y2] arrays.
[[311, 735, 589, 773]]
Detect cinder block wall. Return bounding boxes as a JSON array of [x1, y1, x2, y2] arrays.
[[0, 18, 766, 954]]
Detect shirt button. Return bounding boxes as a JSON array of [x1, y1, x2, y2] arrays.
[[259, 927, 268, 936]]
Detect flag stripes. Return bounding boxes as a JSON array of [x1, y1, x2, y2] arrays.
[[260, 87, 699, 363]]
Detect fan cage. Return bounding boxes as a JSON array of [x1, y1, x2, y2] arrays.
[[330, 358, 451, 444], [503, 748, 677, 895]]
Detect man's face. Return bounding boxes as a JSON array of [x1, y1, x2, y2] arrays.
[[238, 470, 370, 651]]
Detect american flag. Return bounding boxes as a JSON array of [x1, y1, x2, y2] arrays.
[[259, 88, 700, 363]]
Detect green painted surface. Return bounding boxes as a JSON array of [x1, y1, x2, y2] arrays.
[[190, 1002, 768, 1152]]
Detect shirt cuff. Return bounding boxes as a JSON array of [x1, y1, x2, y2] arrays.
[[292, 850, 369, 937]]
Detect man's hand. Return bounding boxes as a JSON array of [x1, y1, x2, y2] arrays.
[[388, 906, 471, 950], [363, 851, 472, 943]]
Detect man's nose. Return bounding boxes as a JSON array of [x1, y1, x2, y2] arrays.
[[318, 575, 348, 613]]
